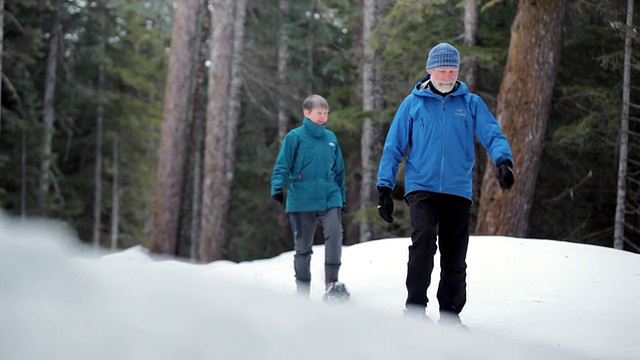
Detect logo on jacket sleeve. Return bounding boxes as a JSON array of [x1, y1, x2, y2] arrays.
[[328, 141, 336, 147]]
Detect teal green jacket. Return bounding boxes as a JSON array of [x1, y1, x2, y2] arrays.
[[271, 118, 346, 212]]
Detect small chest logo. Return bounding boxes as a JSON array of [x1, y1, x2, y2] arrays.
[[455, 108, 466, 117]]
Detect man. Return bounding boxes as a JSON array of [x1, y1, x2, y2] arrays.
[[376, 43, 515, 323], [271, 94, 349, 302]]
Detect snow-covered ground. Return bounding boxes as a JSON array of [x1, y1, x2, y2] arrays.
[[1, 213, 638, 359]]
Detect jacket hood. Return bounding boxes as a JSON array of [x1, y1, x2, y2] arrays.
[[415, 73, 431, 89]]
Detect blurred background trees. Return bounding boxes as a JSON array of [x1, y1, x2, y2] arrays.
[[0, 0, 638, 262]]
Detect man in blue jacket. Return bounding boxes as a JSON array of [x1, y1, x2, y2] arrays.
[[376, 43, 515, 323], [271, 94, 349, 302]]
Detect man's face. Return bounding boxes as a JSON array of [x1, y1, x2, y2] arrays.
[[427, 66, 459, 93], [304, 107, 329, 125]]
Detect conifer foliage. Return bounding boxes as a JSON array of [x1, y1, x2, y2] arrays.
[[1, 0, 638, 260]]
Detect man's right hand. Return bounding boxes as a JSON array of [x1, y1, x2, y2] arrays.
[[272, 191, 284, 204], [377, 187, 394, 223]]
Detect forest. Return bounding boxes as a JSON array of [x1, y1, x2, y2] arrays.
[[1, 0, 638, 262]]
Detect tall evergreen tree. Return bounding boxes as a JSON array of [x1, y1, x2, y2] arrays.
[[184, 0, 210, 260], [0, 0, 4, 150], [359, 0, 380, 242], [38, 7, 61, 214], [614, 0, 636, 250], [476, 0, 569, 236], [150, 0, 199, 256], [111, 134, 120, 250], [461, 0, 486, 231], [199, 0, 234, 262], [92, 0, 108, 248]]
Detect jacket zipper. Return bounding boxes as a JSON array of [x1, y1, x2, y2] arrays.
[[439, 98, 446, 192]]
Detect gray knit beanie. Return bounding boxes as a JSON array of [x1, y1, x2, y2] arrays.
[[426, 43, 460, 70]]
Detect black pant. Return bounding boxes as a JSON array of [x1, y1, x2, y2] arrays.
[[404, 191, 471, 314]]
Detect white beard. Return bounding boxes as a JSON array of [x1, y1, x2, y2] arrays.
[[431, 81, 455, 93]]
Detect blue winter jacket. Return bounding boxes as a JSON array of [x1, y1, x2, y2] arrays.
[[271, 118, 346, 212], [377, 78, 514, 201]]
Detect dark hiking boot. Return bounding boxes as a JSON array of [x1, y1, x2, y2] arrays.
[[439, 311, 469, 330], [403, 305, 433, 323]]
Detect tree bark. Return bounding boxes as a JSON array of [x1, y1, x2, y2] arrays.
[[177, 0, 208, 259], [461, 0, 484, 232], [39, 14, 61, 214], [150, 0, 199, 255], [462, 0, 478, 88], [93, 63, 105, 247], [476, 0, 568, 236], [226, 0, 247, 176], [188, 0, 210, 260], [613, 0, 634, 250], [0, 0, 4, 151], [217, 0, 248, 254], [111, 133, 120, 250], [359, 0, 379, 242], [21, 128, 26, 218], [306, 3, 315, 94], [199, 0, 234, 262], [277, 0, 290, 145], [274, 0, 291, 240]]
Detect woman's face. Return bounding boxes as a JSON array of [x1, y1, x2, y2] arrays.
[[304, 107, 329, 125]]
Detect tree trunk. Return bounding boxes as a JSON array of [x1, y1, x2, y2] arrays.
[[461, 0, 479, 91], [216, 0, 247, 256], [150, 0, 199, 255], [359, 0, 379, 242], [38, 14, 61, 214], [92, 63, 105, 248], [177, 0, 208, 259], [613, 0, 634, 250], [476, 0, 568, 236], [21, 128, 26, 218], [461, 0, 484, 232], [277, 0, 290, 144], [275, 0, 291, 240], [188, 0, 210, 260], [226, 0, 247, 177], [306, 3, 315, 94], [0, 0, 4, 151], [111, 133, 120, 250], [199, 0, 234, 262]]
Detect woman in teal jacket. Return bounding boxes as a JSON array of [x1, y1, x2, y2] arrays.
[[271, 95, 349, 301], [376, 43, 515, 324]]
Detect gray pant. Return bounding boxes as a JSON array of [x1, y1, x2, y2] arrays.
[[289, 207, 343, 284]]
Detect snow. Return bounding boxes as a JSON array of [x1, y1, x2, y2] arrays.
[[1, 213, 639, 359]]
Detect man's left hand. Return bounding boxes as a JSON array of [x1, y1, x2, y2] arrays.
[[496, 160, 515, 190]]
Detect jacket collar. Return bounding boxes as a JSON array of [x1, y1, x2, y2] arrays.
[[412, 76, 468, 99], [303, 117, 326, 138]]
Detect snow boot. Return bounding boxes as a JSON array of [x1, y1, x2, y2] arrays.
[[403, 305, 433, 323], [438, 311, 469, 330], [323, 281, 350, 304]]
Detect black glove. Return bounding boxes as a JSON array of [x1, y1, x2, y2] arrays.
[[272, 190, 284, 204], [377, 187, 394, 223], [496, 160, 515, 190]]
